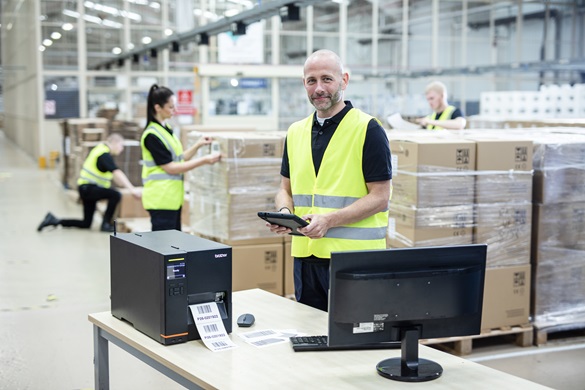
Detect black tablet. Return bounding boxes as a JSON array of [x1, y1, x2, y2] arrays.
[[258, 211, 309, 236]]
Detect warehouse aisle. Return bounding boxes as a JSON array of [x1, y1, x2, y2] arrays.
[[0, 131, 183, 389], [1, 129, 584, 389]]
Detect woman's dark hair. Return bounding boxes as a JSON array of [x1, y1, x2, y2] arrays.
[[145, 84, 174, 129]]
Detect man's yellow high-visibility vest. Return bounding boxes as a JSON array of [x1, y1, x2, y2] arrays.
[[77, 143, 113, 188], [287, 108, 389, 259], [426, 105, 456, 130]]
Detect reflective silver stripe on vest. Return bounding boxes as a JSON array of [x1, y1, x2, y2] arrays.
[[293, 194, 313, 207], [294, 194, 388, 212], [142, 155, 182, 167], [142, 173, 183, 183], [324, 226, 387, 240], [314, 194, 359, 209], [80, 167, 112, 186]]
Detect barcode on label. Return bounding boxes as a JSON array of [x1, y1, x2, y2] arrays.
[[203, 324, 219, 333], [197, 304, 212, 314], [252, 338, 281, 347], [242, 330, 276, 339], [211, 341, 229, 348]]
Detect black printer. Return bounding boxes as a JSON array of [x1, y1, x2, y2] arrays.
[[110, 230, 232, 345]]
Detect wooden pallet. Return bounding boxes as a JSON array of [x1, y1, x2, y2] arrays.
[[421, 323, 533, 356], [533, 322, 585, 346]]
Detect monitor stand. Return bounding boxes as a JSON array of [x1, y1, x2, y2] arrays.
[[376, 327, 443, 382]]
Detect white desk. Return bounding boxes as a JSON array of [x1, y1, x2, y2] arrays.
[[89, 289, 551, 390]]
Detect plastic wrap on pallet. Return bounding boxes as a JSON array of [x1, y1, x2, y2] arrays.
[[532, 246, 585, 328], [533, 202, 585, 256], [186, 157, 281, 192], [475, 170, 533, 204], [189, 184, 277, 241], [532, 133, 585, 204], [185, 130, 285, 241], [474, 202, 532, 267], [392, 166, 475, 207], [387, 203, 474, 248]]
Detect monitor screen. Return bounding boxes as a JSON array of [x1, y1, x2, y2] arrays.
[[328, 244, 487, 382]]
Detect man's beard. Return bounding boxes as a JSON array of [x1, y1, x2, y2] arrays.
[[310, 86, 342, 112]]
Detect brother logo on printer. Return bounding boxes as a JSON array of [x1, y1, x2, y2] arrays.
[[215, 253, 228, 258]]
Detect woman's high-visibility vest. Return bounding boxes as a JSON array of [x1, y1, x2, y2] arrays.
[[140, 122, 185, 210], [426, 105, 456, 130], [287, 108, 389, 259], [77, 143, 114, 188]]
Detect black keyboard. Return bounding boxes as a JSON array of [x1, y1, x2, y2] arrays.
[[290, 335, 400, 352]]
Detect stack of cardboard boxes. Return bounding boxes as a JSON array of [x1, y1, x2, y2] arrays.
[[470, 136, 533, 330], [387, 136, 476, 248], [385, 132, 534, 331], [60, 118, 109, 189], [59, 117, 148, 221], [186, 130, 286, 296], [531, 132, 585, 328]]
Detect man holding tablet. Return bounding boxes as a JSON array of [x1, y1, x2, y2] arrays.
[[265, 49, 392, 311]]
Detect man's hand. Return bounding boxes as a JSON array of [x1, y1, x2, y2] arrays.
[[297, 213, 328, 239], [131, 188, 142, 199], [265, 221, 293, 235]]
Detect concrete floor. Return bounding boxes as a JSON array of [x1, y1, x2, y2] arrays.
[[1, 130, 585, 390]]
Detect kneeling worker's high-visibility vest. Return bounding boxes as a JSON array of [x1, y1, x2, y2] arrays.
[[77, 143, 114, 188], [140, 122, 185, 210], [287, 108, 389, 259]]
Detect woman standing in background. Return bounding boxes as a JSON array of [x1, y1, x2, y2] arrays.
[[141, 84, 221, 231]]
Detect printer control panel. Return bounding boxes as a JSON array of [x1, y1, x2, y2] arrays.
[[168, 282, 185, 296], [166, 260, 186, 296]]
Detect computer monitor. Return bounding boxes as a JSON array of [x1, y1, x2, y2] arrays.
[[328, 244, 487, 382]]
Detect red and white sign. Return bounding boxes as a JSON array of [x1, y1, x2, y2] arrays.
[[175, 89, 195, 115]]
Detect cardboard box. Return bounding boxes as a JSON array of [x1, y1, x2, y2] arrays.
[[187, 131, 285, 159], [115, 189, 190, 224], [472, 138, 533, 172], [531, 246, 585, 327], [188, 187, 277, 241], [390, 138, 476, 207], [533, 167, 585, 204], [481, 264, 531, 330], [476, 173, 533, 204], [117, 188, 149, 218], [474, 202, 532, 267], [531, 202, 585, 263], [532, 135, 585, 204], [112, 140, 143, 187], [232, 243, 283, 296], [387, 204, 474, 248], [469, 138, 533, 204], [187, 159, 281, 192]]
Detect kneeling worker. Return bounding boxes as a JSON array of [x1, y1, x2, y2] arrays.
[[37, 133, 141, 232], [416, 81, 466, 130]]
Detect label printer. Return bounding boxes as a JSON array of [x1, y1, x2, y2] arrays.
[[110, 230, 232, 345]]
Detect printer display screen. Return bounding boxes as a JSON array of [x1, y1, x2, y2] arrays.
[[166, 262, 186, 280]]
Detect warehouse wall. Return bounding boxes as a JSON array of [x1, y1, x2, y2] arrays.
[[1, 0, 42, 159]]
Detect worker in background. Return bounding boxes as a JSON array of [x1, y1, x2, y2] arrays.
[[266, 49, 392, 312], [416, 81, 467, 130], [141, 84, 221, 231], [37, 133, 140, 233]]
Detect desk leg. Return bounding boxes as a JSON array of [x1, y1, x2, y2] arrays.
[[94, 325, 110, 390]]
